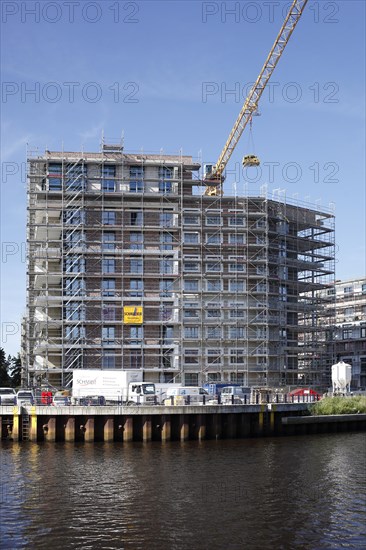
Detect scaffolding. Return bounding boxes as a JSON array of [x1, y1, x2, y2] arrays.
[[24, 145, 335, 390]]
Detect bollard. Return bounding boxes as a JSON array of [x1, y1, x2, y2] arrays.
[[203, 395, 206, 405], [186, 395, 190, 406], [256, 394, 259, 405], [218, 394, 221, 405], [276, 394, 279, 404], [231, 394, 234, 405], [170, 396, 174, 406], [244, 395, 247, 405]]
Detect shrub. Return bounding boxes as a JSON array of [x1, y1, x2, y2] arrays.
[[311, 396, 366, 416]]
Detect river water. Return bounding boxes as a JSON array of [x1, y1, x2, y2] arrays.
[[1, 433, 365, 549]]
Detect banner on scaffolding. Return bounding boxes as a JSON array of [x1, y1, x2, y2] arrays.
[[123, 306, 143, 324]]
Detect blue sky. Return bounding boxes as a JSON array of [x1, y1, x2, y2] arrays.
[[1, 0, 365, 356]]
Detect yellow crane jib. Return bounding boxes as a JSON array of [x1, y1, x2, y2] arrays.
[[203, 0, 308, 196]]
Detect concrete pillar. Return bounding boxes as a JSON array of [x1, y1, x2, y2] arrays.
[[43, 418, 56, 441], [161, 416, 171, 442], [84, 418, 95, 442], [65, 417, 75, 442], [180, 415, 189, 441], [123, 417, 133, 442], [104, 418, 114, 442], [142, 416, 152, 442], [12, 407, 19, 441], [197, 414, 206, 441], [29, 411, 37, 442]]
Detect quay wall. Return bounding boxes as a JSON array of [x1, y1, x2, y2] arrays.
[[1, 405, 365, 443]]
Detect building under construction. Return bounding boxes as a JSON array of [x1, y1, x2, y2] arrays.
[[22, 144, 336, 390]]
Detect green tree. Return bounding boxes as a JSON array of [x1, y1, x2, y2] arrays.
[[9, 354, 22, 388], [0, 348, 11, 386]]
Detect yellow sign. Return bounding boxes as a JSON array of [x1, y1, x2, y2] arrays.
[[123, 306, 143, 324]]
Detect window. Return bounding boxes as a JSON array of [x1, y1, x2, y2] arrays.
[[256, 235, 266, 245], [130, 350, 143, 369], [229, 216, 245, 226], [342, 328, 353, 339], [65, 164, 85, 191], [231, 373, 245, 384], [130, 166, 144, 193], [102, 353, 115, 369], [130, 326, 143, 344], [159, 167, 172, 194], [279, 286, 287, 301], [184, 373, 198, 386], [229, 262, 246, 272], [362, 284, 366, 294], [279, 242, 287, 258], [102, 179, 115, 192], [230, 349, 245, 364], [160, 233, 173, 250], [102, 232, 115, 251], [206, 308, 221, 319], [102, 279, 116, 297], [130, 232, 144, 250], [160, 212, 174, 228], [344, 307, 354, 317], [206, 280, 221, 292], [64, 230, 84, 249], [206, 326, 221, 339], [64, 209, 85, 225], [229, 233, 245, 245], [230, 304, 246, 318], [64, 257, 85, 273], [184, 326, 199, 339], [207, 373, 220, 382], [184, 233, 199, 244], [64, 278, 85, 296], [102, 306, 116, 321], [160, 280, 174, 297], [229, 280, 245, 292], [184, 306, 199, 319], [183, 214, 199, 225], [206, 234, 221, 245], [65, 326, 85, 341], [102, 326, 115, 345], [161, 326, 173, 344], [229, 326, 245, 339], [205, 215, 221, 226], [130, 259, 143, 274], [184, 349, 199, 365], [130, 212, 143, 226], [64, 302, 85, 321], [102, 211, 116, 225], [344, 286, 353, 295], [130, 279, 144, 297], [48, 163, 62, 190], [206, 262, 221, 272], [102, 259, 115, 273], [361, 327, 366, 339], [256, 283, 267, 293], [184, 280, 199, 292], [160, 259, 174, 274], [207, 350, 221, 365], [160, 306, 173, 322], [184, 261, 199, 272]]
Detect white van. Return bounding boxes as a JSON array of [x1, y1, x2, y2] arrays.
[[165, 386, 210, 405]]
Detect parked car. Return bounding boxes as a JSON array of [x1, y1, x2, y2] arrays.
[[78, 395, 106, 406], [0, 388, 16, 405], [52, 395, 71, 406], [16, 390, 35, 406]]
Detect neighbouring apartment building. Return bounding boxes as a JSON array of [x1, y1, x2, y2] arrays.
[[22, 144, 336, 390], [324, 278, 366, 389]]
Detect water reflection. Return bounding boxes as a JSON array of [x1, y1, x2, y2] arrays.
[[0, 434, 365, 549]]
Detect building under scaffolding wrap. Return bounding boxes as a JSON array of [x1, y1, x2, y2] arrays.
[[22, 143, 336, 390]]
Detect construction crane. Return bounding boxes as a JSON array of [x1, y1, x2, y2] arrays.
[[204, 0, 308, 196]]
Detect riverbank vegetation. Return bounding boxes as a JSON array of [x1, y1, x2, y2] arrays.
[[311, 396, 366, 415]]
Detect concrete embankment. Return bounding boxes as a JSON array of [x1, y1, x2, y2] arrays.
[[1, 404, 365, 442]]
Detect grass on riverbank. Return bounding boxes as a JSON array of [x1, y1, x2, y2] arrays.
[[311, 396, 366, 416]]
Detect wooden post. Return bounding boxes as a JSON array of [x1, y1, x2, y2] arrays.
[[123, 417, 133, 442], [142, 416, 152, 442], [29, 408, 37, 442], [197, 414, 206, 441], [161, 416, 171, 442], [104, 418, 114, 442], [12, 406, 19, 441], [44, 417, 56, 441], [180, 415, 189, 441], [65, 417, 75, 442], [84, 418, 95, 442]]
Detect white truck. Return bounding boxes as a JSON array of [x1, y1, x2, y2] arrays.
[[72, 370, 157, 405], [220, 386, 251, 404]]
